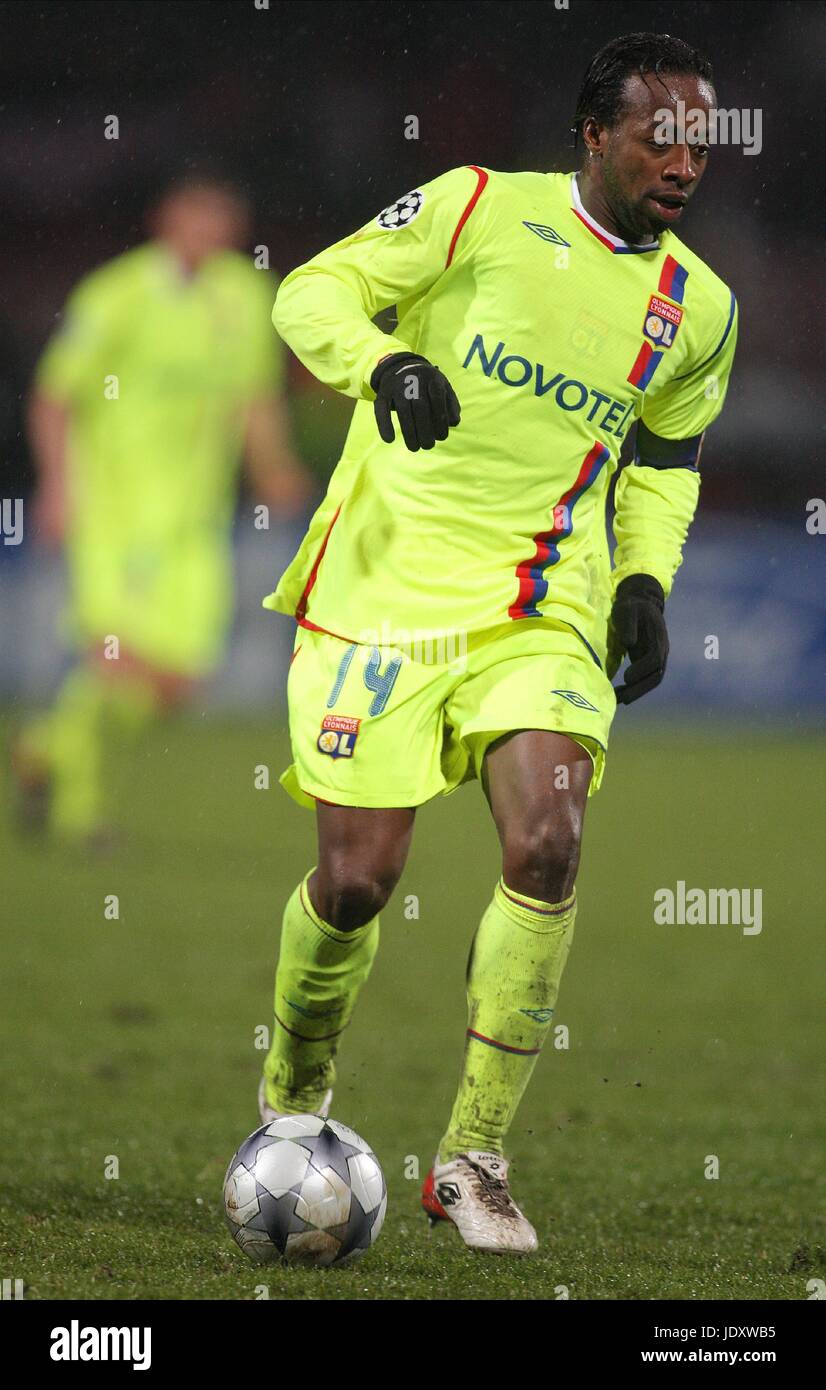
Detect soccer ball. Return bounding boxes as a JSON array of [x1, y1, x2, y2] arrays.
[[223, 1114, 386, 1267]]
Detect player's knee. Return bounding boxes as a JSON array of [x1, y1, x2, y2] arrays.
[[316, 860, 398, 932], [503, 809, 583, 903]]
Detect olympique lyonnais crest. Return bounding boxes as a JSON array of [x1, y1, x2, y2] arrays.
[[642, 293, 684, 349], [376, 190, 424, 230], [317, 714, 361, 759]]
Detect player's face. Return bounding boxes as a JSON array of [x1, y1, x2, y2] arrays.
[[595, 72, 714, 240], [154, 187, 249, 267]]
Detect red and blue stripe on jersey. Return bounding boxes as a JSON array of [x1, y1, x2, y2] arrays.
[[658, 253, 689, 305], [627, 254, 689, 392], [509, 440, 611, 620]]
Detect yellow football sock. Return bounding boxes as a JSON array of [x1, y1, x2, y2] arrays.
[[23, 665, 155, 837], [263, 871, 380, 1113], [439, 878, 577, 1159]]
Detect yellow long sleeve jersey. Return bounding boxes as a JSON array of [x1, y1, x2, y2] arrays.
[[265, 167, 737, 664]]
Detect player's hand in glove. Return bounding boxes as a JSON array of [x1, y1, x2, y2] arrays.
[[608, 573, 669, 705], [370, 352, 461, 452]]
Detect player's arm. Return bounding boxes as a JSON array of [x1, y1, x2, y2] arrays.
[[272, 167, 488, 449], [242, 396, 316, 518], [609, 293, 738, 702], [27, 390, 71, 546], [237, 266, 317, 516], [27, 270, 121, 545], [28, 293, 93, 548]]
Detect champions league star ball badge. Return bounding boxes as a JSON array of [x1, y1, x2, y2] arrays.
[[376, 189, 424, 230]]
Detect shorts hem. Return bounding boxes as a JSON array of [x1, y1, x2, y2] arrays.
[[280, 765, 447, 811], [459, 724, 608, 794]]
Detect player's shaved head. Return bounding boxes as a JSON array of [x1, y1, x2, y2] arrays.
[[573, 33, 716, 244]]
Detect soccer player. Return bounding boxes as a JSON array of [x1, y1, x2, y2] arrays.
[[259, 33, 738, 1252], [15, 173, 311, 843]]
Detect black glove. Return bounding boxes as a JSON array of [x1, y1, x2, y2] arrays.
[[608, 574, 669, 705], [370, 352, 460, 452]]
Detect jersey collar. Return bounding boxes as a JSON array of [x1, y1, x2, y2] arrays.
[[570, 174, 659, 255]]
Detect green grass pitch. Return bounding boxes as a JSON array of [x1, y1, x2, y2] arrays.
[[1, 715, 823, 1300]]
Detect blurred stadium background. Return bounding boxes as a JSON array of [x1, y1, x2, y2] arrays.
[[1, 0, 823, 714], [1, 0, 824, 1301]]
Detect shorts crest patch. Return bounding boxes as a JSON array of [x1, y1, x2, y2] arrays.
[[642, 293, 684, 349], [376, 190, 424, 230], [317, 713, 361, 760]]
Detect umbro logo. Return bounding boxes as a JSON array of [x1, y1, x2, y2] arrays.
[[552, 689, 598, 711], [520, 1007, 555, 1023], [286, 998, 340, 1019], [523, 221, 571, 247]]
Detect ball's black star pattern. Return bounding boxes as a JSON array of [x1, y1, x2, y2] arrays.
[[335, 1194, 374, 1258], [297, 1124, 355, 1186], [232, 1127, 282, 1173], [256, 1185, 314, 1249]]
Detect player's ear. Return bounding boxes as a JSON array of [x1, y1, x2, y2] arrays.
[[581, 116, 604, 160]]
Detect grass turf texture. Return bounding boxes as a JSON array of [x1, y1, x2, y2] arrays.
[[1, 714, 823, 1300]]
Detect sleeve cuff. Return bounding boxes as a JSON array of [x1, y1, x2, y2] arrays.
[[357, 334, 416, 400], [611, 562, 676, 601]]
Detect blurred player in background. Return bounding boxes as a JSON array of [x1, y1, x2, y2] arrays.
[[13, 173, 312, 844]]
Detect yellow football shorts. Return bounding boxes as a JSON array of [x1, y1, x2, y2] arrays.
[[65, 533, 233, 677], [281, 616, 617, 810]]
